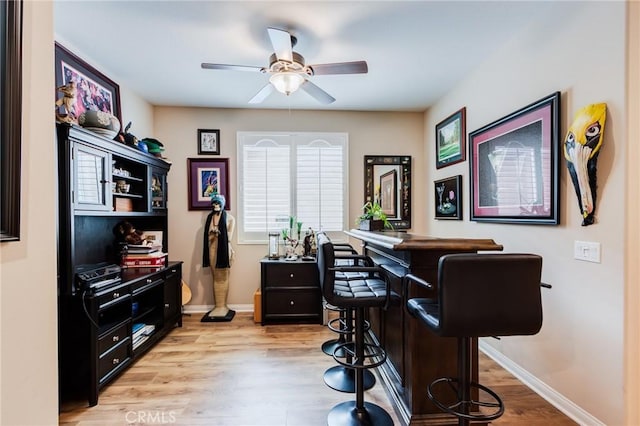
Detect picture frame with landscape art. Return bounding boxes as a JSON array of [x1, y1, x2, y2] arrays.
[[434, 175, 462, 220], [54, 42, 122, 125], [187, 158, 230, 210], [435, 107, 466, 169], [469, 92, 560, 224]]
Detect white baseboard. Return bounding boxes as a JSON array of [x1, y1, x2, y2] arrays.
[[479, 340, 604, 426], [183, 304, 254, 314]]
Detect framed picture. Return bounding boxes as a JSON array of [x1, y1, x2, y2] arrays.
[[1, 0, 22, 242], [379, 169, 397, 217], [54, 42, 122, 125], [436, 107, 466, 169], [469, 92, 561, 224], [187, 158, 230, 211], [364, 155, 411, 229], [434, 175, 462, 220], [198, 129, 220, 155]]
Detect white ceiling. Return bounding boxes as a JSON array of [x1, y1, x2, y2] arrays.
[[53, 1, 555, 112]]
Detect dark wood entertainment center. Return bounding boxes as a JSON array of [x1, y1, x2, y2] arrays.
[[56, 123, 182, 406]]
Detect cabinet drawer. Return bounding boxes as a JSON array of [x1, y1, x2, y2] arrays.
[[131, 276, 163, 294], [265, 264, 319, 288], [96, 285, 131, 310], [98, 340, 130, 383], [98, 321, 129, 355], [265, 289, 321, 316]]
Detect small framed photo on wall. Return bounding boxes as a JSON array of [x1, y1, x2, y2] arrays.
[[434, 175, 462, 220], [435, 107, 466, 169], [198, 129, 220, 155]]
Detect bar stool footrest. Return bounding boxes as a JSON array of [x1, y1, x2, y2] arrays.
[[332, 341, 387, 369], [427, 377, 505, 421]]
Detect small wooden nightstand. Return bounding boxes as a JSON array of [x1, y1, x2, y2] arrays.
[[260, 258, 322, 325]]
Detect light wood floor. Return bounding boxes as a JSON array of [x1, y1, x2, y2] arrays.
[[59, 312, 576, 426]]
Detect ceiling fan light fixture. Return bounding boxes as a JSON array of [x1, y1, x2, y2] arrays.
[[269, 72, 304, 95]]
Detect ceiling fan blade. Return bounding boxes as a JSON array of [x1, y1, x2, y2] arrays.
[[308, 61, 368, 75], [267, 27, 293, 63], [300, 80, 335, 104], [248, 83, 275, 104], [201, 63, 263, 72]]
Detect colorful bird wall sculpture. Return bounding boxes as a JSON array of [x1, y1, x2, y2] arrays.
[[564, 103, 607, 226]]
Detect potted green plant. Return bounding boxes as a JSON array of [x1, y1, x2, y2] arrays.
[[356, 201, 393, 231]]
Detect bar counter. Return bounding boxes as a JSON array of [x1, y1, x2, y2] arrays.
[[345, 229, 503, 425]]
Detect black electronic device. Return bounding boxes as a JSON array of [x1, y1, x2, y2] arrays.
[[75, 263, 122, 291]]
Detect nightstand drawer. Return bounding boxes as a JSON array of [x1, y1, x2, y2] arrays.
[[98, 321, 129, 355], [265, 264, 318, 288], [265, 288, 321, 316]]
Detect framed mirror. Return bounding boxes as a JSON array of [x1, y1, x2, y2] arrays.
[[364, 155, 411, 229]]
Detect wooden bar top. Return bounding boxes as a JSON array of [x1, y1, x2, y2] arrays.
[[346, 229, 504, 252]]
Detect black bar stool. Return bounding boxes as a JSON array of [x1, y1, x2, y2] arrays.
[[318, 234, 393, 426], [317, 235, 376, 393], [405, 253, 544, 426], [322, 241, 369, 357]]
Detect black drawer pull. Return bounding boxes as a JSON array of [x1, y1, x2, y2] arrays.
[[112, 292, 119, 298], [290, 300, 294, 306], [290, 273, 294, 278]]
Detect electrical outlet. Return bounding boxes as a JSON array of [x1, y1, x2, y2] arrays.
[[574, 240, 601, 263]]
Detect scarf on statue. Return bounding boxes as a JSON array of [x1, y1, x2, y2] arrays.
[[202, 210, 230, 268]]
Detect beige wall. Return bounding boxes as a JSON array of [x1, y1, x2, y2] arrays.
[[625, 1, 640, 424], [0, 1, 58, 425], [424, 2, 625, 424], [153, 107, 425, 308]]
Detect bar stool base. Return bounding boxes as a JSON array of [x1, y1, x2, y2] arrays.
[[323, 365, 375, 393], [327, 401, 393, 426]]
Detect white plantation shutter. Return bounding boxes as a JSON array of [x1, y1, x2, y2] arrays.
[[296, 138, 345, 232], [238, 132, 348, 243]]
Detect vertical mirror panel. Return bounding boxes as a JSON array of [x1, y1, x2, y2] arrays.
[[364, 156, 411, 229]]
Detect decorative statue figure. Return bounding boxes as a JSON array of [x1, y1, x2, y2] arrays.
[[202, 193, 236, 322], [55, 81, 78, 123], [564, 103, 607, 226]]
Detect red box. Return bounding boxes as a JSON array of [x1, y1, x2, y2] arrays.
[[121, 255, 166, 268]]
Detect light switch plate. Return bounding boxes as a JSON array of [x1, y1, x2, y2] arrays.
[[574, 240, 601, 263]]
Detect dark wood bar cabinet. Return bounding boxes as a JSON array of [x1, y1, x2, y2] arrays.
[[345, 230, 503, 425]]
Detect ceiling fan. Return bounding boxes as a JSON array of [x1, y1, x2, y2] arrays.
[[201, 27, 368, 105]]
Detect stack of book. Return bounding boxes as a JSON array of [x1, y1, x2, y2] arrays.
[[121, 244, 167, 268], [132, 322, 156, 350]]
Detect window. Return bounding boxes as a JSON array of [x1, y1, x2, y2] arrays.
[[237, 132, 348, 243]]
